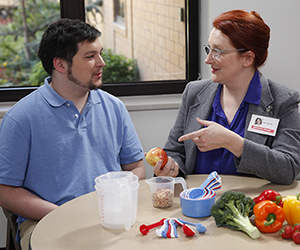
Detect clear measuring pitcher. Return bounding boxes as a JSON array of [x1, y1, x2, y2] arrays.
[[146, 176, 187, 208], [94, 171, 139, 231]]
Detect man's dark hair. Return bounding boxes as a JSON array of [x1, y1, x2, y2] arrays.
[[38, 18, 101, 75]]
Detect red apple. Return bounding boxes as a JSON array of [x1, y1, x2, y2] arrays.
[[146, 147, 168, 168]]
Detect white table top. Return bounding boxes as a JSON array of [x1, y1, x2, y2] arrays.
[[30, 175, 300, 250]]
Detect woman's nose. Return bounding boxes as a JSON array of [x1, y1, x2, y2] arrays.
[[204, 52, 214, 64]]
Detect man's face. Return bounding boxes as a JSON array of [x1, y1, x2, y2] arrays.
[[67, 38, 105, 91]]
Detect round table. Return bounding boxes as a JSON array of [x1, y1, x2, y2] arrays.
[[30, 175, 300, 250]]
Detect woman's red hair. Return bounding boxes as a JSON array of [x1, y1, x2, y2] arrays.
[[213, 10, 270, 68]]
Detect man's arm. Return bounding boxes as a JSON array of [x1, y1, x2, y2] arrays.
[[0, 184, 58, 221], [122, 159, 146, 180]]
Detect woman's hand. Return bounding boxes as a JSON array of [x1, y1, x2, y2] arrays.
[[153, 156, 179, 177], [178, 118, 244, 157]]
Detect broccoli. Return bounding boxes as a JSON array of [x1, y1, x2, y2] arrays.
[[211, 190, 261, 239]]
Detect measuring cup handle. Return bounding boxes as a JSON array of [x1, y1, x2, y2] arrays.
[[174, 177, 187, 190], [118, 181, 132, 231]]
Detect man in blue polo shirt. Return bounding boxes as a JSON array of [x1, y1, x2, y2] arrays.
[[0, 19, 145, 250]]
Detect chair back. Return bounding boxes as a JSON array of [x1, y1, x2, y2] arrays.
[[2, 208, 21, 250]]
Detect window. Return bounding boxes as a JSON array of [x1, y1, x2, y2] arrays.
[[114, 0, 125, 24], [0, 0, 199, 101]]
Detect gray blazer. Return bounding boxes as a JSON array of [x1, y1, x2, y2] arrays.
[[164, 75, 300, 184]]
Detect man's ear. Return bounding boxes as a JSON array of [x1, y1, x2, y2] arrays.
[[53, 57, 67, 73], [242, 51, 255, 68]]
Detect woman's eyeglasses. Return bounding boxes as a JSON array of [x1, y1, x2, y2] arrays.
[[204, 44, 247, 60]]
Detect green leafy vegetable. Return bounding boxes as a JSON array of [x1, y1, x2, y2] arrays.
[[211, 190, 260, 239]]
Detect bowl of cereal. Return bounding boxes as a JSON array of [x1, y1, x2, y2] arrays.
[[146, 176, 187, 208]]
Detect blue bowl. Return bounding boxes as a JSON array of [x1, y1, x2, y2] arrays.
[[179, 192, 216, 218]]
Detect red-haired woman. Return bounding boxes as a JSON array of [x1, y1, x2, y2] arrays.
[[154, 10, 300, 185]]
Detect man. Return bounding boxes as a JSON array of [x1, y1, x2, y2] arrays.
[[0, 18, 145, 249]]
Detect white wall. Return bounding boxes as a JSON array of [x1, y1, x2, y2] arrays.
[[200, 0, 300, 95], [129, 108, 179, 178]]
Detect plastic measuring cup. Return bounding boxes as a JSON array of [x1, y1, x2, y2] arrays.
[[94, 171, 139, 231], [146, 176, 187, 208]]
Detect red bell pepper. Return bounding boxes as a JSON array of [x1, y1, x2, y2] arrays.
[[253, 189, 283, 207]]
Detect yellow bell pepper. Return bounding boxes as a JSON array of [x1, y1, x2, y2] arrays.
[[283, 193, 300, 225], [282, 195, 296, 202]]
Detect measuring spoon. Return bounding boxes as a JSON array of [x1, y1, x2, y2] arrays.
[[187, 171, 221, 199], [177, 218, 206, 233], [140, 218, 166, 235]]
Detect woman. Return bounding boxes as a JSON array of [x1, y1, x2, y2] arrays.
[[255, 117, 262, 125], [153, 10, 300, 185]]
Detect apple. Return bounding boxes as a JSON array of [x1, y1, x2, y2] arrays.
[[146, 147, 168, 168]]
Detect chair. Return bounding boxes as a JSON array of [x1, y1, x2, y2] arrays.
[[2, 208, 21, 250]]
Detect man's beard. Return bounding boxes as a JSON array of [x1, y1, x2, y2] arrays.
[[67, 67, 102, 91]]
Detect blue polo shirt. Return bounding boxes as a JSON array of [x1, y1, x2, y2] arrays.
[[0, 77, 144, 225], [194, 70, 261, 174]]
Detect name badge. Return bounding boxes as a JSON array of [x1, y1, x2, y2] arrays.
[[247, 114, 280, 137]]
